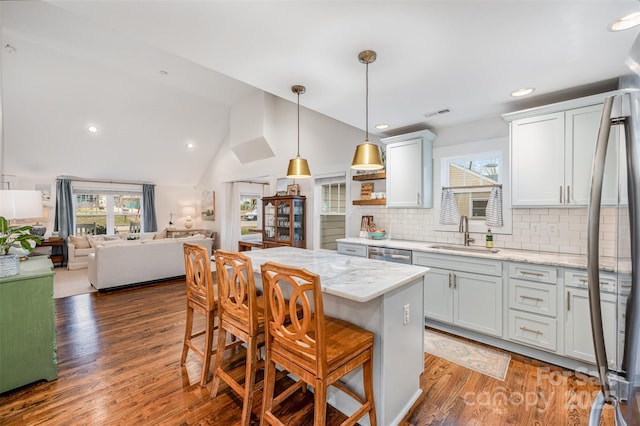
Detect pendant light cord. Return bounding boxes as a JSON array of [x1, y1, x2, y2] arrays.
[[365, 60, 369, 142], [297, 91, 301, 157]]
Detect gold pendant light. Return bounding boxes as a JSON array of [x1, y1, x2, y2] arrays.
[[351, 50, 383, 170], [286, 85, 312, 178]]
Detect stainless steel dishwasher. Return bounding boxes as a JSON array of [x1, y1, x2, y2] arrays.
[[367, 246, 412, 264]]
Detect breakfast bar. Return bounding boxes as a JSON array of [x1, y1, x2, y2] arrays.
[[243, 247, 429, 426]]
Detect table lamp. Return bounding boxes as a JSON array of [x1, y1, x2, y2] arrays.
[[183, 206, 196, 229]]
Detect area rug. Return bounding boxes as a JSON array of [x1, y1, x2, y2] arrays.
[[53, 268, 96, 299], [424, 329, 510, 381]]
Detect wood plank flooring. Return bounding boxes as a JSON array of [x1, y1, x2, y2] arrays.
[[0, 279, 615, 425]]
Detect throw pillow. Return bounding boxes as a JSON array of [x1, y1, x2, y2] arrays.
[[69, 235, 91, 249], [154, 230, 166, 240]]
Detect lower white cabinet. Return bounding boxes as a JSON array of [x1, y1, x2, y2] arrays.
[[416, 252, 503, 337], [564, 286, 617, 367]]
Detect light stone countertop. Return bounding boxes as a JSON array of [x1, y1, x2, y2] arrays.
[[337, 237, 618, 272], [242, 246, 429, 303]]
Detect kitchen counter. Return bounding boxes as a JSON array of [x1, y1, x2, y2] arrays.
[[243, 246, 427, 426], [337, 237, 617, 271]]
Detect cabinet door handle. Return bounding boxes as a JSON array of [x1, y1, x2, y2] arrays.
[[520, 326, 543, 335], [520, 295, 543, 303], [567, 291, 571, 311], [417, 192, 421, 205], [520, 270, 544, 277], [560, 186, 563, 204], [567, 185, 571, 204], [453, 273, 457, 289], [345, 248, 356, 253], [448, 272, 452, 288]]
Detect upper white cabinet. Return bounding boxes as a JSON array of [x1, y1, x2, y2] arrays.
[[504, 93, 620, 207], [381, 130, 435, 208]]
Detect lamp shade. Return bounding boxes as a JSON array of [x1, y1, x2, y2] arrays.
[[287, 156, 312, 178], [0, 190, 43, 220], [182, 206, 196, 217], [351, 142, 384, 170]]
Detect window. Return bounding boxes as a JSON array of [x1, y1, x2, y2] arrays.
[[72, 182, 143, 235], [447, 155, 500, 222], [240, 193, 261, 242], [315, 175, 346, 250]]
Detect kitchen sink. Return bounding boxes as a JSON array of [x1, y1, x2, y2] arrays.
[[429, 244, 500, 254]]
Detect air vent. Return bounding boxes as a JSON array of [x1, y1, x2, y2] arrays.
[[424, 108, 451, 118]]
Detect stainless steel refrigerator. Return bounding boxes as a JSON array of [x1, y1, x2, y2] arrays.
[[588, 78, 640, 425]]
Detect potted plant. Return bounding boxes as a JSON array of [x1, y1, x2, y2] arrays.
[[0, 216, 42, 278]]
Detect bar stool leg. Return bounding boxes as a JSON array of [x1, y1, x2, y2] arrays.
[[181, 306, 194, 365], [200, 312, 215, 386]]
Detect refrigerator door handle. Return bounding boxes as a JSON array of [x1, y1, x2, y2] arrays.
[[587, 94, 615, 405]]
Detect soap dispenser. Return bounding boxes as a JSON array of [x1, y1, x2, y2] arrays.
[[486, 229, 493, 248]]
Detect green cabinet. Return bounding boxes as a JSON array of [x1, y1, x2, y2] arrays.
[[0, 257, 57, 393]]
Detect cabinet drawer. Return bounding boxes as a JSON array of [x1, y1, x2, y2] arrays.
[[337, 243, 367, 257], [508, 263, 557, 284], [508, 310, 557, 352], [509, 279, 557, 317], [413, 251, 502, 276], [564, 269, 617, 293]]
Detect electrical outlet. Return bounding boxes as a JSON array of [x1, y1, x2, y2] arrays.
[[548, 223, 558, 236], [531, 223, 541, 236], [403, 304, 410, 325]]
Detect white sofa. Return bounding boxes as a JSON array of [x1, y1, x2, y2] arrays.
[[87, 236, 213, 290], [67, 232, 158, 270]]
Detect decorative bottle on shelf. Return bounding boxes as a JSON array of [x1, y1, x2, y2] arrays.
[[486, 229, 493, 248]]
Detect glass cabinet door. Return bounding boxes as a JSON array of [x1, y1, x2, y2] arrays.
[[263, 202, 275, 240], [276, 200, 291, 242], [293, 199, 304, 243]]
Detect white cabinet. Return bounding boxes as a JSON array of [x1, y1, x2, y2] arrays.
[[381, 130, 435, 208], [414, 251, 503, 337], [337, 242, 367, 257], [564, 269, 618, 367], [505, 93, 620, 207], [506, 263, 559, 352]]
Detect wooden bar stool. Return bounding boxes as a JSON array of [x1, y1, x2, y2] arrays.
[[211, 250, 265, 426], [181, 242, 220, 387], [260, 261, 377, 426]]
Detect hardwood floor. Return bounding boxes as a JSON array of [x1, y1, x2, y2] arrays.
[[0, 279, 615, 425]]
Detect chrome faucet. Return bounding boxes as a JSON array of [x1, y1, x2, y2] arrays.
[[459, 215, 475, 246]]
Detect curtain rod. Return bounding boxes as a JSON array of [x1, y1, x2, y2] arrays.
[[442, 184, 502, 190], [57, 175, 154, 186], [235, 180, 270, 185]]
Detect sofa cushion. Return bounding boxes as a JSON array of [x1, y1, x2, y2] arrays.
[[153, 230, 166, 240], [74, 247, 94, 256], [69, 235, 91, 249]]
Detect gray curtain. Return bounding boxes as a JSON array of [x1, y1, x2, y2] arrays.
[[142, 184, 158, 232], [54, 178, 74, 262]]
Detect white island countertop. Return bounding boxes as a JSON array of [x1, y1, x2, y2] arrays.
[[242, 246, 429, 303]]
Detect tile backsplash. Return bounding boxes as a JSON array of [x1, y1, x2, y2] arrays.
[[355, 206, 621, 258]]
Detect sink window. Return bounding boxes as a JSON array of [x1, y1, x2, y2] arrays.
[[433, 137, 512, 235]]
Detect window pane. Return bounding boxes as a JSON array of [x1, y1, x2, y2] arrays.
[[240, 194, 260, 239], [321, 183, 346, 214], [75, 194, 106, 234], [113, 195, 141, 234]]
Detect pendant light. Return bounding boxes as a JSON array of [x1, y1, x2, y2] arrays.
[[351, 50, 383, 170], [286, 85, 312, 178]]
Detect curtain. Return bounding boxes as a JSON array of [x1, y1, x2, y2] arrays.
[[485, 187, 503, 227], [221, 182, 241, 251], [54, 179, 74, 262], [439, 189, 460, 225], [142, 184, 158, 232]]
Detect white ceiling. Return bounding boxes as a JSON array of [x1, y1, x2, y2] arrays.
[[2, 1, 640, 186]]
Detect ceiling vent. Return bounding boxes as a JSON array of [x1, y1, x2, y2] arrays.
[[424, 108, 451, 119]]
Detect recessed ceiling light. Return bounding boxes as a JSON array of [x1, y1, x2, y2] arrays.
[[159, 70, 169, 76], [375, 123, 389, 130], [4, 44, 16, 54], [511, 87, 535, 97], [88, 126, 98, 133], [186, 143, 195, 149], [610, 11, 640, 31]]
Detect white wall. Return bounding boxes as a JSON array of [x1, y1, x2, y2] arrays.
[[196, 93, 371, 251]]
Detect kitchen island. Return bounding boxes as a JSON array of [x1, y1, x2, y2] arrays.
[[243, 247, 429, 426]]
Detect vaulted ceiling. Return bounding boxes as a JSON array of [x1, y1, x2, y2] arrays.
[[2, 1, 639, 186]]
